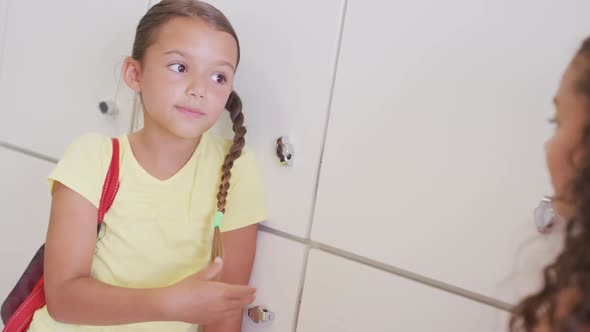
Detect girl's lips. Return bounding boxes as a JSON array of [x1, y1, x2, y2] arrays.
[[175, 106, 206, 118]]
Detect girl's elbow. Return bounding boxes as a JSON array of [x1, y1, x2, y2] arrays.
[[45, 299, 63, 322], [45, 289, 71, 323]]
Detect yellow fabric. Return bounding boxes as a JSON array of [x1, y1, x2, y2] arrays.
[[28, 131, 267, 332]]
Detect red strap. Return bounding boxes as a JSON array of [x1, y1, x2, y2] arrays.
[[98, 138, 120, 224], [2, 277, 45, 332]]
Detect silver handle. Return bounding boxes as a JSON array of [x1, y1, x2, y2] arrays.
[[248, 305, 275, 324], [98, 100, 119, 115], [534, 196, 558, 234], [276, 136, 293, 166]]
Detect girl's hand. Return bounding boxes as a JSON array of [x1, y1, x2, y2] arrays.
[[164, 258, 256, 325]]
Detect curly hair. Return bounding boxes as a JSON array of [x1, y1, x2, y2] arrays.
[[510, 37, 590, 331]]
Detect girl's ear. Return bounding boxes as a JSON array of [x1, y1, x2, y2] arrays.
[[123, 56, 142, 93]]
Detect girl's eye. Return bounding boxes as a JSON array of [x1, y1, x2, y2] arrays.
[[548, 117, 560, 127], [211, 73, 227, 84], [168, 63, 187, 73]]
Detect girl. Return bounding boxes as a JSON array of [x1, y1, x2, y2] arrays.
[[27, 1, 266, 331], [510, 37, 590, 331]]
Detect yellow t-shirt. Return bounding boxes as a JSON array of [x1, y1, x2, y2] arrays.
[[28, 131, 267, 332]]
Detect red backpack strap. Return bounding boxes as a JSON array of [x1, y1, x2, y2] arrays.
[[98, 138, 120, 224]]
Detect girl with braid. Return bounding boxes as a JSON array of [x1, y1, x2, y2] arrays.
[[28, 1, 265, 331]]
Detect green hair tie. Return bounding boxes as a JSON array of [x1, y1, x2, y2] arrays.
[[213, 211, 224, 229]]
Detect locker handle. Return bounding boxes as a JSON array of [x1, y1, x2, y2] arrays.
[[276, 136, 293, 166], [98, 100, 119, 115], [248, 305, 275, 323], [534, 196, 561, 234]]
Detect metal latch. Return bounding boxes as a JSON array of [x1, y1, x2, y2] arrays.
[[248, 305, 275, 324], [276, 136, 294, 166]]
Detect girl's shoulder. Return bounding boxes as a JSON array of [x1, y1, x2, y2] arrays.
[[48, 132, 116, 207], [64, 132, 114, 157]]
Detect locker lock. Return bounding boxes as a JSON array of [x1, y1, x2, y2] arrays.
[[534, 196, 561, 234], [276, 136, 293, 166], [98, 100, 119, 115], [248, 305, 275, 324]]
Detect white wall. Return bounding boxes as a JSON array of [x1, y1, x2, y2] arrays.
[[2, 1, 589, 331]]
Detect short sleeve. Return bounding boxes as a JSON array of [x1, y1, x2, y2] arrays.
[[48, 133, 112, 208], [221, 147, 268, 232]]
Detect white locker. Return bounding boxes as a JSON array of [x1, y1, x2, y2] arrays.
[[208, 0, 346, 237], [0, 0, 148, 159], [241, 231, 307, 332], [0, 148, 54, 329], [297, 249, 509, 332], [310, 0, 590, 304]]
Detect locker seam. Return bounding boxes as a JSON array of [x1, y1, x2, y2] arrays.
[[259, 224, 514, 314], [294, 0, 350, 330], [291, 246, 311, 332], [0, 141, 59, 164], [304, 0, 349, 241]]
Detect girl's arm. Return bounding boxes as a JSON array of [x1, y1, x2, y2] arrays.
[[44, 182, 255, 326], [44, 182, 168, 324], [203, 224, 259, 332]]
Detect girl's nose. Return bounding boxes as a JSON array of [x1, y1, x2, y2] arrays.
[[186, 81, 206, 99]]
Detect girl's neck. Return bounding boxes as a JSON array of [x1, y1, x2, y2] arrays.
[[128, 120, 202, 181]]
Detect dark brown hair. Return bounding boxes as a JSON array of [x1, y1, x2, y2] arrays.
[[510, 37, 590, 331], [132, 0, 246, 269]]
